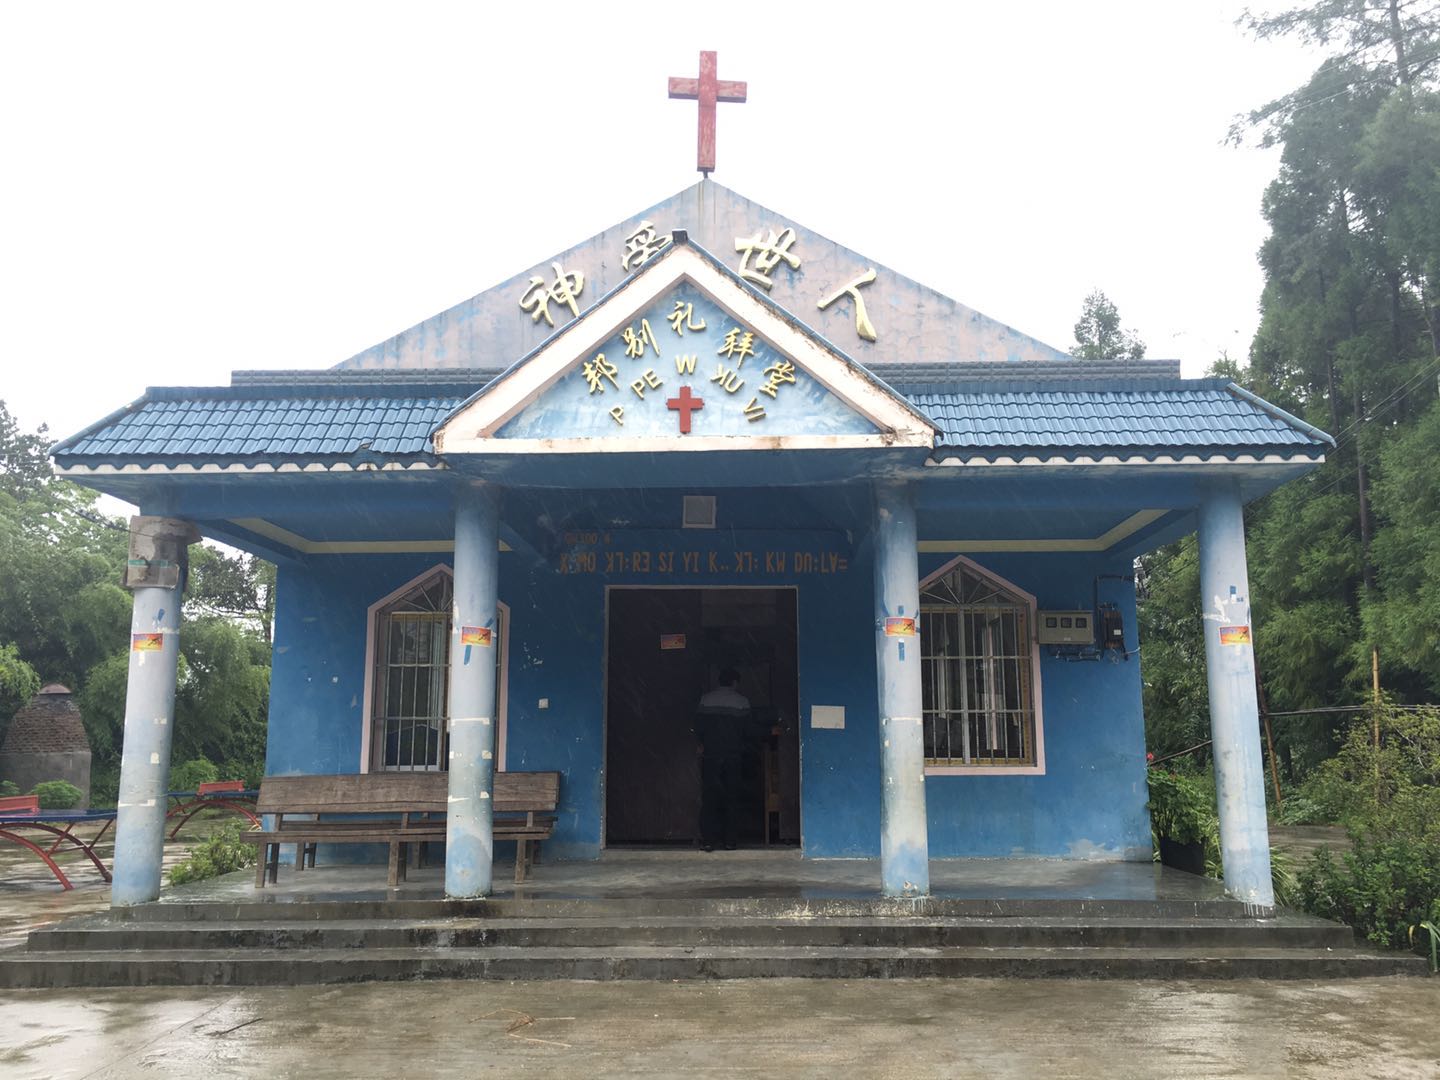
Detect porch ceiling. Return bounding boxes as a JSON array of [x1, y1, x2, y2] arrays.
[[142, 477, 1199, 567]]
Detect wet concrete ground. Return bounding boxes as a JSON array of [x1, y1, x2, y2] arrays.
[[0, 818, 207, 950], [2, 976, 1437, 1078], [5, 825, 1425, 1077]]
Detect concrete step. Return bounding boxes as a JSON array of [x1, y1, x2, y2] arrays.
[[96, 895, 1264, 923], [0, 943, 1425, 987], [25, 913, 1357, 953]]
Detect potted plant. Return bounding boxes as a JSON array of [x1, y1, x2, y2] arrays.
[[1146, 769, 1215, 876]]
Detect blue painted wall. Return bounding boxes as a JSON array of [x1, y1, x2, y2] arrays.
[[266, 494, 1151, 865], [915, 552, 1151, 860]]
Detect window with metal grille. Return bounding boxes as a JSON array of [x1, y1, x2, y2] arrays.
[[369, 570, 505, 772], [920, 560, 1037, 767]]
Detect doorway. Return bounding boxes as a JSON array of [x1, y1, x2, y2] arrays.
[[604, 588, 800, 847]]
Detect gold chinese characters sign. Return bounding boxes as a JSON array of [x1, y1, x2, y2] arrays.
[[575, 288, 801, 433], [517, 222, 880, 343]]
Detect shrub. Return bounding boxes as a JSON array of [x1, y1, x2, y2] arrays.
[[1275, 793, 1329, 826], [1149, 766, 1296, 905], [220, 758, 265, 789], [0, 779, 19, 797], [88, 766, 119, 809], [167, 821, 258, 886], [31, 780, 83, 810], [1294, 703, 1440, 951], [1146, 769, 1216, 846], [168, 756, 220, 793], [1298, 836, 1440, 949]]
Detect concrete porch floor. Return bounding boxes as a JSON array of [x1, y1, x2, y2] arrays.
[[163, 848, 1232, 906]]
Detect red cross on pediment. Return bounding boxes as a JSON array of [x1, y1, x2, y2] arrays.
[[666, 385, 705, 434]]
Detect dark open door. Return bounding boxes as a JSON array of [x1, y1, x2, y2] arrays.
[[605, 588, 799, 846]]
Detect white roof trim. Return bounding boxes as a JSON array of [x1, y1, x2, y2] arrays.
[[229, 518, 510, 555], [54, 461, 444, 476], [433, 244, 935, 455], [925, 452, 1325, 468]]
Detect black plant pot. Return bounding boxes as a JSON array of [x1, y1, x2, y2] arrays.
[[1158, 836, 1207, 876]]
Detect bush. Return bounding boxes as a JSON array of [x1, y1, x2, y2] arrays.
[[0, 779, 19, 797], [1275, 792, 1330, 825], [167, 821, 258, 886], [1148, 766, 1297, 905], [88, 766, 119, 809], [168, 756, 220, 793], [220, 758, 265, 790], [1294, 703, 1440, 951], [1147, 769, 1217, 846], [1299, 836, 1440, 949], [31, 780, 83, 809]]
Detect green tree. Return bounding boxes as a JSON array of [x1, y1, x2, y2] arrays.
[[188, 545, 276, 642], [1072, 289, 1146, 361], [0, 643, 40, 733], [1367, 398, 1440, 692], [0, 401, 55, 500], [1137, 536, 1209, 760], [1139, 3, 1440, 776], [0, 400, 273, 787]]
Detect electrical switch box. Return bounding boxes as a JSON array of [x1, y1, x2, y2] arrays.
[[1037, 610, 1095, 646]]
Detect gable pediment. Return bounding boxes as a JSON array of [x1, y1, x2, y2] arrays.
[[432, 242, 935, 455], [336, 181, 1075, 374]]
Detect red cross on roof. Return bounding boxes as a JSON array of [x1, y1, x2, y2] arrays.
[[668, 51, 747, 176]]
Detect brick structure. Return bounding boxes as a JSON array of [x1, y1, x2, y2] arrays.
[[1, 684, 92, 807]]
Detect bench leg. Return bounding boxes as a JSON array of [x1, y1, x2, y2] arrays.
[[255, 845, 267, 889], [388, 841, 403, 887], [514, 839, 529, 885]]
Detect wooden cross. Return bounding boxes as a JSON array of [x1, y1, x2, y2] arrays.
[[668, 51, 747, 176], [666, 386, 705, 434]]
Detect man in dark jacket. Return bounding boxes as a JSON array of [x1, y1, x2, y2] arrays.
[[695, 668, 751, 851]]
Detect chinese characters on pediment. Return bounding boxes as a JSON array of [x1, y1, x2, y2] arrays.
[[579, 296, 797, 432], [516, 223, 880, 343]]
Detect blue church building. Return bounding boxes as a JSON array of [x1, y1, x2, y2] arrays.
[[53, 181, 1330, 910]]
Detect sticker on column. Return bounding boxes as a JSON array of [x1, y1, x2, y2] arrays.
[[460, 625, 492, 665], [1218, 625, 1252, 646], [132, 633, 164, 651], [884, 617, 915, 636]]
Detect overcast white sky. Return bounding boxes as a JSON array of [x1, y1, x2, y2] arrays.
[[1, 2, 1323, 448]]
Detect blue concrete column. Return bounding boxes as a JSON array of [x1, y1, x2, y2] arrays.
[[1197, 482, 1275, 910], [445, 484, 502, 899], [112, 516, 198, 907], [873, 483, 930, 897]]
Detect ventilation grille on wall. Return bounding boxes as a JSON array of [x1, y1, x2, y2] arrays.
[[683, 495, 716, 529]]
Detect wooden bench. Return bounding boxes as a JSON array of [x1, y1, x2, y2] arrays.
[[249, 771, 559, 888]]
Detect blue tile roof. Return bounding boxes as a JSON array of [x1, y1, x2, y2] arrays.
[[912, 380, 1329, 459], [54, 387, 470, 461], [51, 374, 1330, 465]]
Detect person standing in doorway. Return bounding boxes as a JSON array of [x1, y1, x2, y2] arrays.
[[696, 668, 752, 851]]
